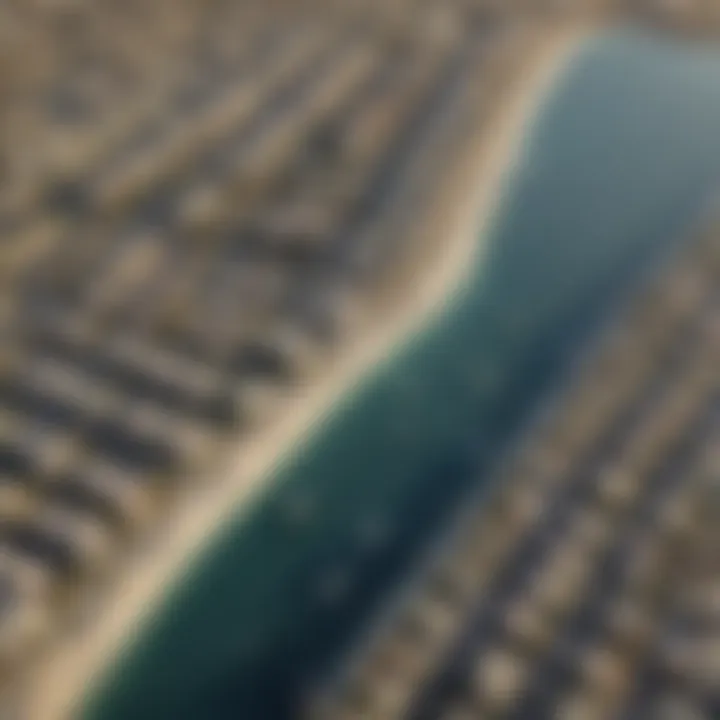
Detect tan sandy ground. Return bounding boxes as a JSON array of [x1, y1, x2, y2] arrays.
[[24, 25, 591, 720]]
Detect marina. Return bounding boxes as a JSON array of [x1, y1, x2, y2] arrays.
[[81, 28, 720, 720], [0, 2, 717, 718]]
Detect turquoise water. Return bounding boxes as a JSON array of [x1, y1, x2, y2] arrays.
[[83, 31, 720, 720]]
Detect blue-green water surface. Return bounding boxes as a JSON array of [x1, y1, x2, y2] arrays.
[[83, 30, 720, 720]]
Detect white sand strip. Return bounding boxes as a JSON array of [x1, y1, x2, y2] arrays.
[[25, 26, 590, 720]]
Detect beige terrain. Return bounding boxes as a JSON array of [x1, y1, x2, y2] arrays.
[[23, 26, 590, 720]]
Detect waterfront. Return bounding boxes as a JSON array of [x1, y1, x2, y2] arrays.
[[81, 29, 720, 720]]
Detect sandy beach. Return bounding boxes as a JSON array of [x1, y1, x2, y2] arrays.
[[25, 25, 590, 720]]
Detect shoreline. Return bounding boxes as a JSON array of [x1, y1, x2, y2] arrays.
[[26, 26, 589, 720]]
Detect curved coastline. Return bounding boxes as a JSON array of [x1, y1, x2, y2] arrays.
[[36, 24, 720, 720], [65, 24, 720, 720], [23, 28, 590, 720]]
